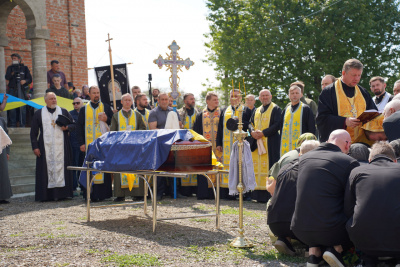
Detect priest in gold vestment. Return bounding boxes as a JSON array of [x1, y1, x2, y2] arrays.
[[317, 59, 377, 142]]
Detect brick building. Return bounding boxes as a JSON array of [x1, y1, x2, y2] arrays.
[[0, 0, 88, 98]]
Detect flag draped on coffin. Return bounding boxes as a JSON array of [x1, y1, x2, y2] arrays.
[[0, 94, 74, 111], [94, 63, 130, 110]]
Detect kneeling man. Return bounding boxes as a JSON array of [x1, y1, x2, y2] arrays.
[[345, 142, 400, 266]]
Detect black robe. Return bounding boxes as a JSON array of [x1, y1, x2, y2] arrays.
[[249, 103, 282, 202], [316, 81, 377, 142], [30, 107, 74, 201], [76, 102, 114, 201], [280, 103, 316, 137]]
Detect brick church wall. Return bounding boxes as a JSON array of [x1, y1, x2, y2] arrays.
[[4, 0, 88, 93]]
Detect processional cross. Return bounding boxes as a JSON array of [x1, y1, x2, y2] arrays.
[[153, 41, 194, 107]]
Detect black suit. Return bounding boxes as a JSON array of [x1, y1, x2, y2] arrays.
[[383, 111, 400, 142]]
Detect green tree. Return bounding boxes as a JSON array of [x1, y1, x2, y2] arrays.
[[205, 0, 400, 107]]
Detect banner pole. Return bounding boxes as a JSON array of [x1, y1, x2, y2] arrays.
[[106, 33, 117, 110]]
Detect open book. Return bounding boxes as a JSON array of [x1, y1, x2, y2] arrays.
[[357, 109, 381, 124]]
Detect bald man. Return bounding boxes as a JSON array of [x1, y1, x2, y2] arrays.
[[291, 130, 360, 267], [383, 100, 400, 142]]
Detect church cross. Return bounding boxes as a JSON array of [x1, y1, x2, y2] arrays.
[[154, 41, 194, 103], [51, 120, 56, 128]]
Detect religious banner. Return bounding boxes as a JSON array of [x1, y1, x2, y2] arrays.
[[94, 63, 130, 110]]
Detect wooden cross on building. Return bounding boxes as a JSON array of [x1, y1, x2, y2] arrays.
[[154, 41, 194, 102]]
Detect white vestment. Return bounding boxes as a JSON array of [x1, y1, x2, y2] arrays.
[[41, 106, 65, 188]]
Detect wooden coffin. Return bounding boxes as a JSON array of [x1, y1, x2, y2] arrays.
[[157, 140, 213, 172]]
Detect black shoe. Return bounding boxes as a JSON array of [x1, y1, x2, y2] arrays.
[[156, 195, 163, 201], [307, 255, 324, 267], [0, 200, 10, 204], [171, 193, 187, 199], [244, 195, 252, 201], [114, 197, 125, 202], [323, 247, 345, 267], [274, 237, 296, 256]]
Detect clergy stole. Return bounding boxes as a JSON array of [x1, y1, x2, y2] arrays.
[[203, 107, 222, 187], [118, 110, 139, 190], [85, 102, 105, 184], [42, 106, 65, 188], [222, 105, 244, 188], [251, 103, 275, 190], [280, 102, 303, 156], [181, 110, 198, 187], [373, 93, 391, 112], [134, 108, 150, 129], [335, 79, 366, 142]]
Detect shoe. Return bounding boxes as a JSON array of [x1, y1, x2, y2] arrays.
[[274, 237, 296, 256], [114, 197, 125, 202], [244, 195, 252, 201], [0, 200, 10, 204], [323, 247, 345, 267], [306, 255, 324, 267], [171, 193, 187, 199], [73, 191, 79, 197], [156, 195, 163, 201]]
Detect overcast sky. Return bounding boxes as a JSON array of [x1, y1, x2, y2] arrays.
[[85, 0, 217, 99]]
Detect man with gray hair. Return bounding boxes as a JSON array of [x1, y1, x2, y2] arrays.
[[345, 142, 400, 266], [280, 85, 316, 156], [383, 100, 400, 142], [317, 59, 377, 142], [245, 94, 256, 113], [110, 93, 146, 202], [291, 129, 359, 267], [30, 92, 75, 201], [393, 80, 400, 96]]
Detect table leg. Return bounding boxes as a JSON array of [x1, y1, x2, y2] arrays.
[[86, 168, 91, 222], [144, 175, 148, 215], [153, 175, 157, 233], [216, 172, 220, 229]]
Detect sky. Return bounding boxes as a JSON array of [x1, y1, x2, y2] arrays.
[[85, 0, 218, 99]]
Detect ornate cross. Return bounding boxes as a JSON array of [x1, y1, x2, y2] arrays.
[[153, 41, 194, 102], [51, 120, 56, 128]]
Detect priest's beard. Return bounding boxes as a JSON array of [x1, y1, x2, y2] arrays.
[[139, 103, 147, 109], [92, 96, 100, 103], [374, 90, 384, 96]]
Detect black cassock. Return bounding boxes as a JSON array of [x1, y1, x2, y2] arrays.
[[316, 82, 377, 142], [30, 107, 74, 201], [249, 103, 282, 203], [76, 102, 114, 201]]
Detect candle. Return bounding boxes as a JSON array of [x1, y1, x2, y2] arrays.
[[243, 77, 246, 96], [231, 79, 234, 91]]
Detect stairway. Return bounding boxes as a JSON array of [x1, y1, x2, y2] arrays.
[[7, 128, 36, 194]]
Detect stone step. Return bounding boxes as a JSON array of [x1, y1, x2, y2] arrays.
[[10, 175, 35, 186], [9, 167, 36, 178], [12, 183, 35, 194], [7, 127, 31, 135], [8, 135, 32, 142], [7, 152, 36, 161], [8, 160, 36, 169]]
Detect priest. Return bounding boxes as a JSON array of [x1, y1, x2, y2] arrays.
[[249, 89, 282, 203], [134, 93, 150, 129], [110, 93, 146, 202], [280, 85, 316, 156], [193, 91, 222, 200], [317, 59, 377, 142], [77, 86, 114, 202], [178, 93, 199, 196], [216, 89, 252, 199], [30, 92, 74, 201]]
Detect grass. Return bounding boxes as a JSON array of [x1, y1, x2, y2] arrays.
[[220, 207, 263, 219], [37, 233, 54, 239], [9, 232, 23, 237], [56, 227, 66, 230], [51, 221, 64, 225], [55, 263, 69, 267], [101, 253, 161, 267], [78, 216, 87, 220], [191, 218, 211, 223], [56, 234, 80, 238]]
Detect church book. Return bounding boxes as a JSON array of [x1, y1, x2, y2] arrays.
[[357, 110, 381, 124]]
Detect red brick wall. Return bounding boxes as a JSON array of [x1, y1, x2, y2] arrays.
[[4, 0, 88, 92]]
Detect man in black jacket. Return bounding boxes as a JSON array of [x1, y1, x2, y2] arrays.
[[345, 142, 400, 267], [5, 53, 32, 127], [291, 129, 359, 267]]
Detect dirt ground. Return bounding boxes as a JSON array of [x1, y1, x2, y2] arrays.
[[0, 195, 309, 267]]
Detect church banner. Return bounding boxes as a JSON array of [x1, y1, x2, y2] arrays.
[[94, 64, 130, 110]]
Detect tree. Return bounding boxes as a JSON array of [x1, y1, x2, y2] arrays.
[[205, 0, 400, 107]]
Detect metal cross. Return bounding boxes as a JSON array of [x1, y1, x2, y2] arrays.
[[154, 40, 194, 101], [51, 120, 56, 128]]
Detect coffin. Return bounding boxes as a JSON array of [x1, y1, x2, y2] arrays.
[[157, 140, 213, 172]]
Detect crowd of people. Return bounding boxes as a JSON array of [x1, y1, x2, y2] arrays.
[[1, 57, 400, 266]]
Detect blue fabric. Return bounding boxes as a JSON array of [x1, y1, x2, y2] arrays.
[[0, 94, 43, 109], [79, 129, 194, 188]]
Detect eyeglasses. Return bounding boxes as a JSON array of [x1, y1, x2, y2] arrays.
[[72, 102, 80, 105]]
